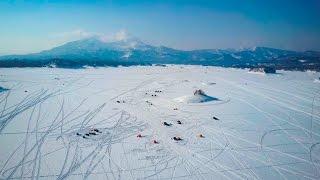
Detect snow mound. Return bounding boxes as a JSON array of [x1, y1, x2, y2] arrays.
[[175, 89, 219, 103]]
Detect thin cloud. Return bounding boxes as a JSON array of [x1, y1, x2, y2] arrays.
[[52, 29, 131, 42], [99, 29, 131, 42], [53, 29, 95, 39]]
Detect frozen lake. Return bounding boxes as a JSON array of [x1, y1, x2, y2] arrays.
[[0, 65, 319, 179]]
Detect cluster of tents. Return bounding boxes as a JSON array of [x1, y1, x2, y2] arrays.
[[76, 128, 102, 139], [136, 118, 208, 144]]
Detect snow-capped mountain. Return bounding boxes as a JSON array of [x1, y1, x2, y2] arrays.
[[0, 37, 319, 71], [39, 37, 153, 57]]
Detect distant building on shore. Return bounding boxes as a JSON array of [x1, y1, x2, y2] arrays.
[[249, 66, 276, 74]]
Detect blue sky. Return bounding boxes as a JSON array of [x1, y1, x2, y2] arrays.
[[0, 0, 319, 55]]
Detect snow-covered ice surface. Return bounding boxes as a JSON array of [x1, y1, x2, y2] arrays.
[[0, 65, 319, 180]]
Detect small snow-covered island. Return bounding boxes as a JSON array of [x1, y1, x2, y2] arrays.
[[175, 89, 219, 103]]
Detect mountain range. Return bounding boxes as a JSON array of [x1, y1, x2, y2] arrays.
[[0, 37, 319, 71]]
